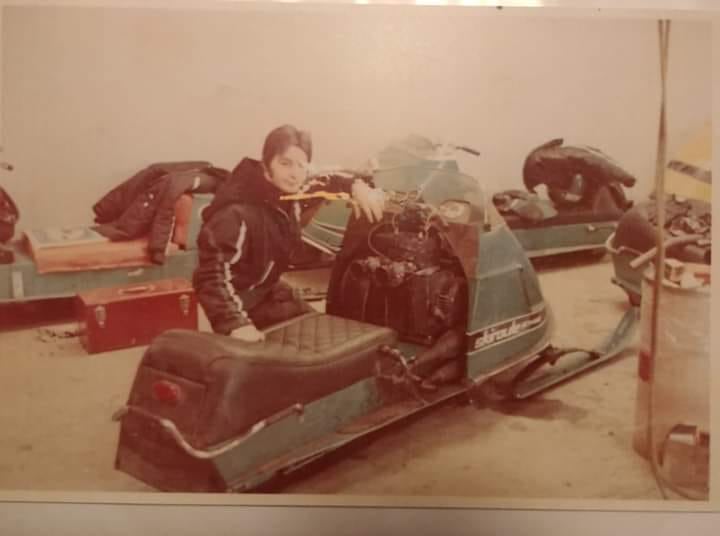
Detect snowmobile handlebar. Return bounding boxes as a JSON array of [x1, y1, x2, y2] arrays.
[[628, 234, 707, 269], [453, 145, 480, 157]]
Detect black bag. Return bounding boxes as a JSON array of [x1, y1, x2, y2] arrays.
[[0, 186, 19, 244]]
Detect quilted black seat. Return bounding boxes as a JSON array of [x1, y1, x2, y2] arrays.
[[133, 313, 397, 448]]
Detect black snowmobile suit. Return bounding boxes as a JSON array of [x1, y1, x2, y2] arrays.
[[193, 158, 355, 335]]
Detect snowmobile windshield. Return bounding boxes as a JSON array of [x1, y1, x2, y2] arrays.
[[372, 165, 485, 227], [374, 134, 461, 172]]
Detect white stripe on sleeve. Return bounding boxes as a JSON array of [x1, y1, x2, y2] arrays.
[[223, 221, 248, 313]]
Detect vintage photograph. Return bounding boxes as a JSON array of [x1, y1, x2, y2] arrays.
[[0, 1, 712, 504]]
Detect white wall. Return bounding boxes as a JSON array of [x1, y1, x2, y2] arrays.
[[1, 4, 712, 229]]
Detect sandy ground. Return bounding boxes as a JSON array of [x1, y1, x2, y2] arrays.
[[0, 255, 680, 500]]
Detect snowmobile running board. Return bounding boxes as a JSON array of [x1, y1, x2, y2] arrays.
[[227, 383, 469, 492], [508, 306, 640, 400]]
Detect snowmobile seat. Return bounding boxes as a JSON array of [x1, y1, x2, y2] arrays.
[[131, 312, 398, 448], [497, 184, 626, 230], [18, 194, 197, 274], [501, 207, 624, 229]]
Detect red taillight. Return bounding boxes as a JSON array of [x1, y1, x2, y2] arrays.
[[152, 380, 183, 405]]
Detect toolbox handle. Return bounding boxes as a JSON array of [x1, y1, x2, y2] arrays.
[[118, 284, 156, 295]]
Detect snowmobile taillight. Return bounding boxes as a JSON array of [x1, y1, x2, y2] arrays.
[[152, 380, 183, 405]]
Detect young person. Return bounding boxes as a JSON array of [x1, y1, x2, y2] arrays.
[[193, 124, 385, 342]]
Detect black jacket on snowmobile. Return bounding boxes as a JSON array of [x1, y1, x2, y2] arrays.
[[522, 138, 636, 214], [193, 157, 356, 335], [92, 161, 229, 264]]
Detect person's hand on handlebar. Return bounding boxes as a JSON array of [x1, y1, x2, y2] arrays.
[[351, 180, 386, 223]]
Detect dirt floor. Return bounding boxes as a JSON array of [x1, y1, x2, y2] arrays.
[[0, 254, 684, 499]]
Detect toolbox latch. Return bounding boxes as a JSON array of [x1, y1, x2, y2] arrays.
[[179, 294, 191, 316], [94, 305, 107, 328]]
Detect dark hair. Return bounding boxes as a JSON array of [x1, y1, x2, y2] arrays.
[[262, 125, 313, 168]]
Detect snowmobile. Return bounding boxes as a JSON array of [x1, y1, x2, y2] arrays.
[[112, 163, 639, 493], [495, 138, 636, 259], [607, 125, 711, 305], [293, 135, 637, 270], [607, 195, 711, 305], [0, 162, 217, 305]]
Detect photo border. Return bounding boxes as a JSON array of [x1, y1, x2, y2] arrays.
[[0, 0, 717, 532]]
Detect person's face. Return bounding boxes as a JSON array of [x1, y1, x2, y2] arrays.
[[264, 145, 309, 194]]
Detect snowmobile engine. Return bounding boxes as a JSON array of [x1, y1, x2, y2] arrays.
[[337, 204, 467, 346]]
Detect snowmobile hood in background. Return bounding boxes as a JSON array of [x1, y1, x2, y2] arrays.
[[522, 138, 637, 193]]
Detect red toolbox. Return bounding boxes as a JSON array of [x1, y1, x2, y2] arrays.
[[76, 278, 198, 354]]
